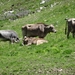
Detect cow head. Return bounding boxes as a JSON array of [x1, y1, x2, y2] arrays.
[[11, 37, 20, 44], [23, 36, 28, 44], [65, 18, 75, 24], [14, 37, 20, 43], [45, 24, 56, 33]]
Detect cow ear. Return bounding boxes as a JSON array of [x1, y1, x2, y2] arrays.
[[46, 25, 51, 28], [48, 25, 51, 28], [65, 18, 68, 20], [24, 36, 27, 39], [44, 25, 50, 29], [50, 24, 54, 28]]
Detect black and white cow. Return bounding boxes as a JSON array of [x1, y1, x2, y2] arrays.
[[65, 18, 75, 38]]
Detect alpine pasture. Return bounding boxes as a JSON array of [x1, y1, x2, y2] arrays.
[[0, 0, 75, 75]]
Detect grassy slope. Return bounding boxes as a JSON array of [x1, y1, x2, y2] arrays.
[[0, 0, 75, 75]]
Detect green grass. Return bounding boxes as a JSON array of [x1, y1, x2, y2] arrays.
[[0, 0, 75, 75]]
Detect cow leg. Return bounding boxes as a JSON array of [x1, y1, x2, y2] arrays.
[[39, 32, 45, 38], [67, 31, 70, 39], [22, 27, 27, 38], [9, 40, 14, 44], [67, 26, 71, 39], [10, 38, 15, 44]]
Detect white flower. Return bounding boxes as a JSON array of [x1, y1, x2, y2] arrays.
[[40, 7, 43, 10], [40, 0, 45, 4]]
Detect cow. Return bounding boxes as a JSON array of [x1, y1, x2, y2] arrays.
[[22, 23, 56, 38], [65, 18, 75, 38], [22, 36, 48, 46], [0, 30, 20, 44]]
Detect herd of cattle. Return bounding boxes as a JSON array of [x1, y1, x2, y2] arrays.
[[0, 18, 75, 46]]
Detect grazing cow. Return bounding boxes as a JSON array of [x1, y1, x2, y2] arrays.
[[65, 18, 75, 38], [0, 30, 19, 44], [22, 23, 56, 38], [23, 36, 48, 46]]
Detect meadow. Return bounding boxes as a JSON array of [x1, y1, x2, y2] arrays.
[[0, 0, 75, 75]]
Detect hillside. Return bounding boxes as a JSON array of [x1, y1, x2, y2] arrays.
[[0, 0, 75, 75]]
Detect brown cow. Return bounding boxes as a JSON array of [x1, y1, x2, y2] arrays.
[[22, 36, 48, 46], [22, 23, 56, 38], [65, 18, 75, 38]]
